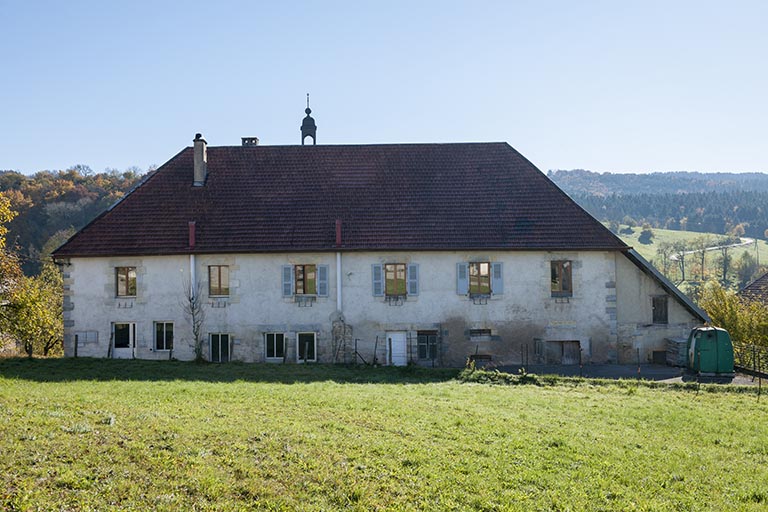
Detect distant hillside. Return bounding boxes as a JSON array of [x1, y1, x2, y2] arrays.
[[0, 167, 147, 274], [549, 170, 768, 240], [548, 169, 768, 196]]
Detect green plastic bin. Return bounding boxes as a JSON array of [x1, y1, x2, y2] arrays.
[[686, 327, 734, 375]]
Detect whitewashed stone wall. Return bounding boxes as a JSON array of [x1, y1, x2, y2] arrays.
[[61, 250, 702, 365]]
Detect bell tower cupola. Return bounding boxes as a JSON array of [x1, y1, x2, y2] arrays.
[[300, 93, 317, 145]]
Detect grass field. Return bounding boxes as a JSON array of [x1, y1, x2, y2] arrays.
[[611, 225, 768, 287], [610, 224, 768, 264], [2, 359, 767, 511]]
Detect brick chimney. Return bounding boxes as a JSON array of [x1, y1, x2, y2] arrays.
[[193, 133, 207, 186]]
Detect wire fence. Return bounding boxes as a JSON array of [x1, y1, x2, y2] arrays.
[[733, 341, 768, 377]]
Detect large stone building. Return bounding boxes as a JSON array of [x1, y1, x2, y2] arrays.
[[53, 117, 707, 366]]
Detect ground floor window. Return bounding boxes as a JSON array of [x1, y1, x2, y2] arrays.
[[210, 333, 230, 363], [154, 322, 173, 351], [297, 332, 316, 362], [469, 329, 492, 343], [113, 323, 135, 348], [265, 332, 285, 360], [417, 330, 438, 360]]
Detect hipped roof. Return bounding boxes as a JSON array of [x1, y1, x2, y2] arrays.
[[54, 142, 629, 257]]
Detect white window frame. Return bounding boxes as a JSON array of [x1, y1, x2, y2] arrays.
[[265, 332, 286, 361], [210, 333, 231, 363], [154, 321, 174, 351]]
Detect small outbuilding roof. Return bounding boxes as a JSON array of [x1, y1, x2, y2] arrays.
[[739, 271, 768, 303]]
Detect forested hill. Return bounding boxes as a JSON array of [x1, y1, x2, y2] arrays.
[[548, 169, 768, 196], [548, 170, 768, 240], [0, 167, 146, 275]]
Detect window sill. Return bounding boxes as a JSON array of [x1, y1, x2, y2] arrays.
[[294, 295, 317, 307], [469, 293, 490, 305]]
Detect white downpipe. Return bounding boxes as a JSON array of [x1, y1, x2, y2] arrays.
[[190, 254, 196, 297], [336, 252, 342, 312]]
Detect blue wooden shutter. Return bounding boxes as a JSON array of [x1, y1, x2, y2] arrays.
[[456, 262, 469, 294], [491, 262, 503, 295], [317, 265, 329, 297], [282, 265, 294, 296], [372, 264, 384, 296], [407, 263, 419, 296]]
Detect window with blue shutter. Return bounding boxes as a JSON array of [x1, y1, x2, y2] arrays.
[[317, 265, 329, 297], [372, 264, 384, 296], [491, 262, 503, 295], [407, 264, 419, 296], [282, 265, 294, 297], [456, 262, 469, 294]]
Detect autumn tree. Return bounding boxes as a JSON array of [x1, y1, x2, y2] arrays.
[[638, 223, 655, 245], [735, 251, 758, 289], [5, 263, 63, 357], [699, 280, 768, 350], [0, 196, 23, 353]]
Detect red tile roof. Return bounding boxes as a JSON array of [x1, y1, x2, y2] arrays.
[[740, 272, 768, 303], [53, 142, 629, 257]]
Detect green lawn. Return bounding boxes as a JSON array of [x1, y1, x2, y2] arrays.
[[1, 359, 767, 511]]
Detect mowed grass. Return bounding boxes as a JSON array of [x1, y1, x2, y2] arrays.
[[2, 359, 768, 511]]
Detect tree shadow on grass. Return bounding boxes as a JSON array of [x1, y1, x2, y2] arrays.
[[0, 357, 461, 384]]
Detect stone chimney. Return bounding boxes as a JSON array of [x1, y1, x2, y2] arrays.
[[242, 137, 259, 147], [193, 133, 207, 186]]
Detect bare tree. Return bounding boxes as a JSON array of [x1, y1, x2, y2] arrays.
[[655, 241, 673, 277], [672, 240, 689, 283], [717, 237, 732, 286], [181, 278, 206, 362], [691, 235, 713, 280]]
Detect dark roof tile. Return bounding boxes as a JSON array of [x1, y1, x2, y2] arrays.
[[54, 142, 628, 257]]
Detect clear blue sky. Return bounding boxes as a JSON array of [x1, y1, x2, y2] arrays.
[[2, 0, 766, 174]]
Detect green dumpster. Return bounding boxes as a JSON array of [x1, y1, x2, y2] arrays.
[[686, 327, 734, 375]]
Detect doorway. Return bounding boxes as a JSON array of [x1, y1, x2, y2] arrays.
[[112, 323, 135, 359], [387, 331, 408, 366], [545, 340, 580, 365]]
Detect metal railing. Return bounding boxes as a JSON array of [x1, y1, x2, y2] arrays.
[[733, 341, 768, 378]]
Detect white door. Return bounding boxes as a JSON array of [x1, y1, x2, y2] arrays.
[[387, 331, 408, 366], [112, 323, 135, 359]]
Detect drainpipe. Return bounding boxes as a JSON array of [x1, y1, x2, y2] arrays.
[[335, 219, 343, 312], [190, 254, 196, 297], [336, 252, 342, 311], [189, 221, 197, 297]]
